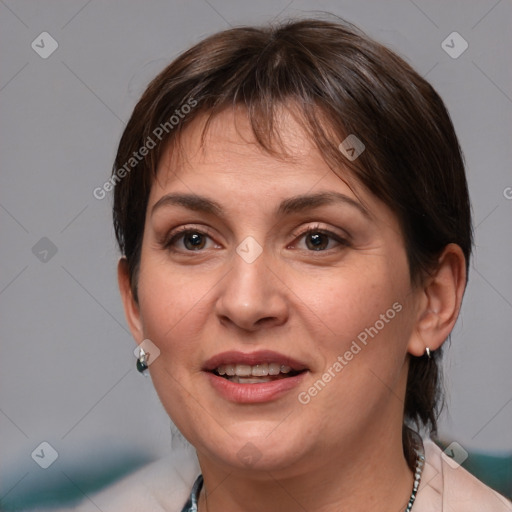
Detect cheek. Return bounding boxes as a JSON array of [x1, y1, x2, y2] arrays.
[[135, 261, 212, 427], [299, 261, 409, 348], [294, 253, 414, 405], [135, 257, 214, 365]]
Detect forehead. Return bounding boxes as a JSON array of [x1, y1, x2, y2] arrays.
[[145, 106, 404, 247], [150, 106, 365, 204]]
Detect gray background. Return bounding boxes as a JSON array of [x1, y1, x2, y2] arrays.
[[1, 0, 511, 509]]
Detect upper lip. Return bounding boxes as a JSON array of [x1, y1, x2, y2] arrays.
[[202, 350, 309, 372]]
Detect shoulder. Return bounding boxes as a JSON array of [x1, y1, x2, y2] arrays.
[[414, 439, 512, 512], [62, 449, 200, 512]]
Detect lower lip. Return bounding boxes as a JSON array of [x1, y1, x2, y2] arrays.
[[205, 371, 308, 403]]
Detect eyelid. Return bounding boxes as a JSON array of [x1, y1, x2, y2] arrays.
[[291, 223, 349, 240], [161, 224, 216, 247]]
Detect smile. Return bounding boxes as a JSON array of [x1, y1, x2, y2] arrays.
[[203, 350, 309, 402], [214, 363, 297, 383]]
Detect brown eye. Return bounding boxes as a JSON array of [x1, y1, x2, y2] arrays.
[[295, 227, 349, 252], [182, 232, 207, 250], [305, 232, 330, 251], [164, 228, 214, 252]]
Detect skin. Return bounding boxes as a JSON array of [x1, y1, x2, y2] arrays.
[[118, 106, 466, 512]]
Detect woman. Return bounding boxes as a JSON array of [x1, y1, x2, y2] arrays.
[[73, 17, 511, 512]]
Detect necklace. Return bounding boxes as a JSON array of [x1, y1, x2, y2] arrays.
[[404, 445, 425, 512]]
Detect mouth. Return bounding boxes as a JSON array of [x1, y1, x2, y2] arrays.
[[202, 350, 309, 401], [211, 362, 305, 384]]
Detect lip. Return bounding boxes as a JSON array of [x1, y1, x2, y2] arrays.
[[202, 350, 309, 372], [202, 350, 310, 404], [205, 370, 308, 403]]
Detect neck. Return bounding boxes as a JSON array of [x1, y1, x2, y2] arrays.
[[196, 426, 415, 512]]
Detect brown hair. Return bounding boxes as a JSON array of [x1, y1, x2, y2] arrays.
[[112, 17, 473, 467]]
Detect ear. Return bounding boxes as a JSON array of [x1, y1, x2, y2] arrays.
[[117, 257, 143, 343], [407, 244, 467, 357]]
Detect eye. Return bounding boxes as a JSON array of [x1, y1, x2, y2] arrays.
[[162, 224, 349, 253], [163, 227, 217, 251], [293, 225, 349, 251]]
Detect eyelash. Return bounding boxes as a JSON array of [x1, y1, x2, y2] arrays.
[[162, 224, 349, 253], [291, 225, 349, 251]]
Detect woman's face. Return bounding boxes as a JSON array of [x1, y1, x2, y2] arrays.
[[122, 107, 424, 475]]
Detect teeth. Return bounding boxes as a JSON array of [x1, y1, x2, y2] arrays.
[[252, 364, 268, 377], [268, 363, 281, 375], [229, 376, 273, 383], [235, 364, 252, 377], [216, 363, 294, 376]]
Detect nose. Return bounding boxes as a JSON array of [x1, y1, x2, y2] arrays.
[[214, 248, 289, 333]]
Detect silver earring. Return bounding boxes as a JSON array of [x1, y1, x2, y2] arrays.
[[425, 347, 431, 359], [136, 346, 149, 374]]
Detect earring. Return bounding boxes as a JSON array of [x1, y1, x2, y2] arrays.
[[425, 347, 432, 359], [136, 346, 149, 374]]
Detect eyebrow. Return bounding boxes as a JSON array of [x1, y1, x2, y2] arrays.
[[151, 191, 370, 218]]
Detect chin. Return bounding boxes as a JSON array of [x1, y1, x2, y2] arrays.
[[202, 432, 310, 474]]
